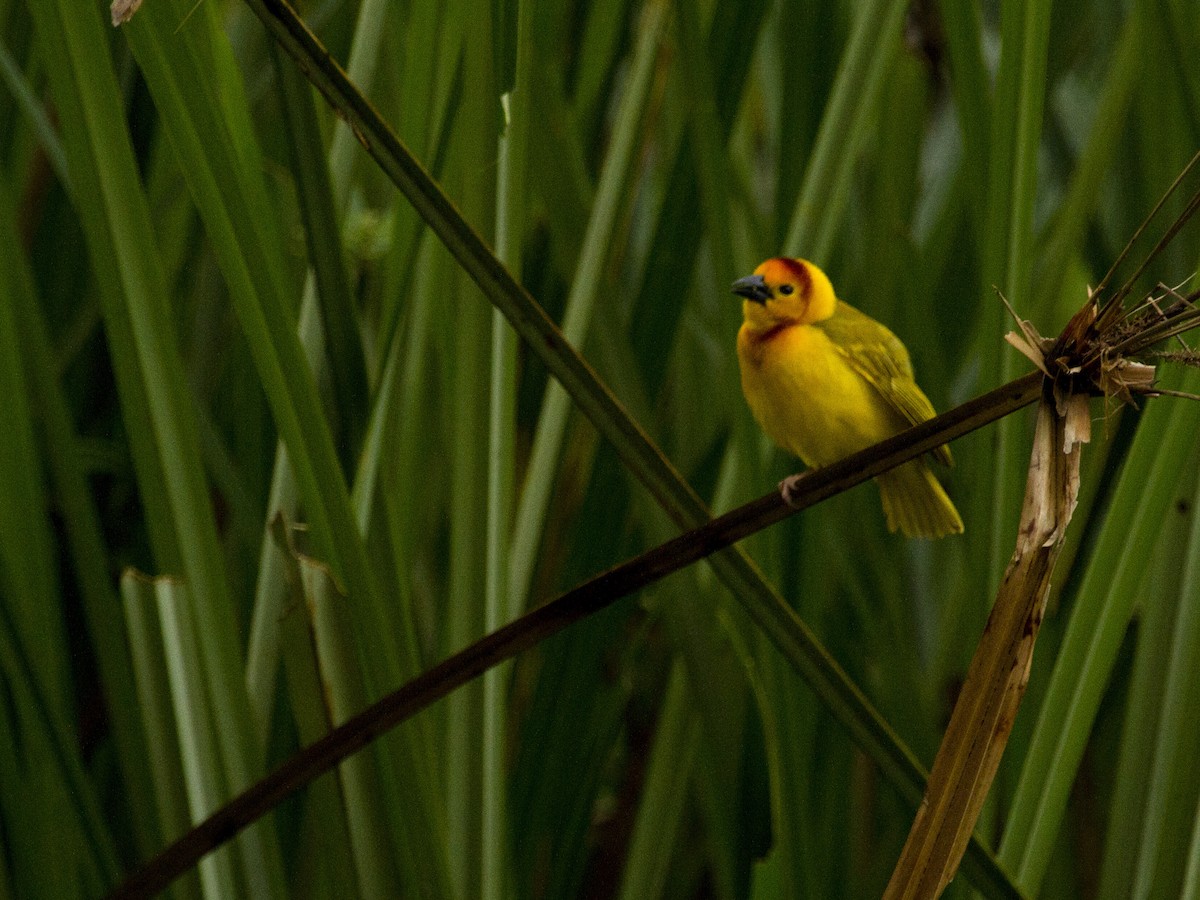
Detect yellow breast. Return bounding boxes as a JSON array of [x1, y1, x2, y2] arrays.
[[737, 321, 901, 467]]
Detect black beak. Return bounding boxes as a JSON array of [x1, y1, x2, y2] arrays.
[[731, 274, 771, 303]]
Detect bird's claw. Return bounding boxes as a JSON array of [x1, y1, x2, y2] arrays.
[[779, 474, 805, 508]]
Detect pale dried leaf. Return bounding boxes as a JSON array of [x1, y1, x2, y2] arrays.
[[1005, 330, 1049, 374], [1099, 357, 1156, 402], [1061, 394, 1092, 455], [999, 290, 1051, 346], [111, 0, 143, 26]]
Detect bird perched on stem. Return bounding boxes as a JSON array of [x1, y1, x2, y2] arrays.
[[732, 257, 963, 539]]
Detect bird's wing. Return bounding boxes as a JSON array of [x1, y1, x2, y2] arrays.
[[818, 303, 953, 466]]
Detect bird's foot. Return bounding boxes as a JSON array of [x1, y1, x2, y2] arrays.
[[778, 474, 806, 508]]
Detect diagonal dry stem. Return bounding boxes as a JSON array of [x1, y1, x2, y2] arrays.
[[881, 154, 1200, 897], [105, 372, 1044, 900], [884, 391, 1082, 899]]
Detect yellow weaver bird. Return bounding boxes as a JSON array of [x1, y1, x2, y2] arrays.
[[732, 257, 963, 539]]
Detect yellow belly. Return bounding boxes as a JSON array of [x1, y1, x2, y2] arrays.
[[737, 322, 901, 467]]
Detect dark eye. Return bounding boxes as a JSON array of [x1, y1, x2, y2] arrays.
[[779, 284, 794, 295]]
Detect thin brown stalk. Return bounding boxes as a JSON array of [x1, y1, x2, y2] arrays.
[[1106, 185, 1200, 311], [105, 371, 1043, 900], [1092, 148, 1200, 309]]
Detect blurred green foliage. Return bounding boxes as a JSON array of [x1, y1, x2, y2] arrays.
[[2, 0, 1199, 898]]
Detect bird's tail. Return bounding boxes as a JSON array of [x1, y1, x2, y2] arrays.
[[876, 460, 964, 539]]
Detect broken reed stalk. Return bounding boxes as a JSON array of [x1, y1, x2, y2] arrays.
[[884, 159, 1200, 897], [883, 388, 1082, 899]]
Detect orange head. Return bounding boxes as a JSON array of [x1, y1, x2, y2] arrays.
[[731, 257, 836, 330]]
